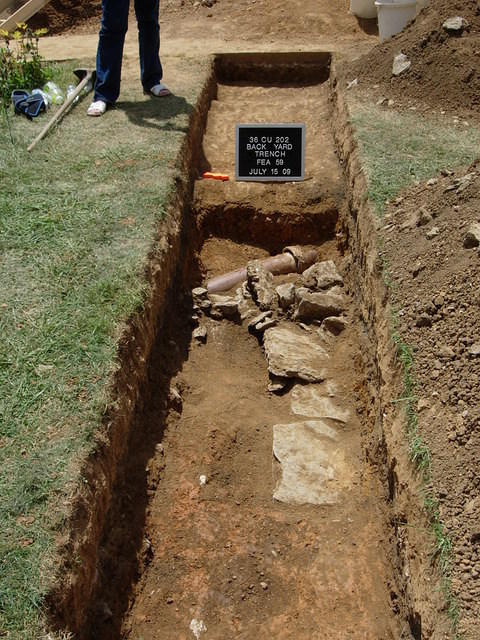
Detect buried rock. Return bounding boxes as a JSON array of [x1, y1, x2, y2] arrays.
[[443, 16, 469, 33], [294, 286, 347, 322], [273, 420, 340, 505], [290, 385, 350, 423], [209, 294, 240, 320], [248, 310, 277, 334], [392, 53, 411, 76], [247, 261, 277, 311], [263, 324, 329, 382], [192, 287, 212, 315], [193, 325, 208, 343], [323, 316, 347, 334], [301, 260, 343, 290], [276, 282, 296, 310], [268, 375, 289, 393], [463, 223, 480, 248], [192, 287, 208, 304]]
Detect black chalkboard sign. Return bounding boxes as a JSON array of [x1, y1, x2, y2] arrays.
[[235, 124, 305, 182]]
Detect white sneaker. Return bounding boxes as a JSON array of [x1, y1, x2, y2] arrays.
[[147, 83, 171, 97], [87, 100, 107, 117]]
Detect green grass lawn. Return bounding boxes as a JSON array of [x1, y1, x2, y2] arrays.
[[0, 56, 208, 639], [349, 96, 480, 639], [350, 101, 480, 214]]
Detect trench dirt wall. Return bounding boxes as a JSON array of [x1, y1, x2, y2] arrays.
[[44, 52, 451, 638], [330, 60, 451, 638], [45, 62, 217, 634]]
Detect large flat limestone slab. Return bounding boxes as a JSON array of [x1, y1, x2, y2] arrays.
[[263, 324, 329, 382], [273, 420, 341, 505], [291, 385, 350, 423]]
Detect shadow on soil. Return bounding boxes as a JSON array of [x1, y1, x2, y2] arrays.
[[116, 94, 194, 132], [81, 287, 197, 639], [355, 16, 378, 36]]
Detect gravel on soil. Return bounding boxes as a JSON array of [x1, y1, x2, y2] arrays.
[[381, 160, 480, 640]]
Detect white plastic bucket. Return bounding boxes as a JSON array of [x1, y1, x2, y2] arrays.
[[350, 0, 377, 19], [375, 0, 417, 42]]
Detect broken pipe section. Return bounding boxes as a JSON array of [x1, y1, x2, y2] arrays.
[[206, 246, 318, 293]]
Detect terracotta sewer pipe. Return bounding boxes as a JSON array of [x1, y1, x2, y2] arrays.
[[206, 246, 318, 293]]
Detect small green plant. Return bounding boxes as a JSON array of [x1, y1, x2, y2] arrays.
[[390, 316, 461, 636], [351, 103, 480, 215], [0, 23, 50, 106]]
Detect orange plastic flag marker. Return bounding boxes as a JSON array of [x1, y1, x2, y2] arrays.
[[202, 172, 229, 181]]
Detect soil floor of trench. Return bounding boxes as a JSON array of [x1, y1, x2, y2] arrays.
[[83, 64, 409, 640], [121, 283, 401, 640]]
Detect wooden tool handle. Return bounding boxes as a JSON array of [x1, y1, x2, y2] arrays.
[[27, 71, 92, 153]]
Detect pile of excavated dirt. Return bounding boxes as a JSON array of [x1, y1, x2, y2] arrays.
[[28, 0, 101, 34], [29, 0, 183, 34], [348, 0, 480, 115], [29, 0, 374, 46], [381, 161, 480, 639]]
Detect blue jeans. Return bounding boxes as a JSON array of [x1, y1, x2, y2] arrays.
[[94, 0, 163, 104]]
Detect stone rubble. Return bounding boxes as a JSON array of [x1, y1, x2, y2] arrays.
[[263, 324, 330, 382], [294, 286, 347, 322], [248, 310, 272, 330], [425, 226, 440, 239], [392, 53, 411, 76], [209, 294, 240, 319], [273, 420, 339, 505], [255, 316, 278, 332], [198, 298, 212, 313], [247, 261, 277, 311], [301, 260, 343, 290], [267, 375, 288, 393], [192, 286, 208, 304], [275, 282, 296, 309], [191, 255, 354, 512], [463, 222, 480, 249], [196, 258, 347, 332], [442, 16, 469, 33], [291, 385, 350, 423], [193, 325, 208, 343], [323, 316, 347, 335], [193, 257, 349, 391]]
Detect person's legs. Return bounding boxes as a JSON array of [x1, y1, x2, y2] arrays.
[[134, 0, 163, 92], [94, 0, 130, 104]]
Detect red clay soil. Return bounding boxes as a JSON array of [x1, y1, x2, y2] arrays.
[[348, 0, 480, 115], [381, 161, 480, 640]]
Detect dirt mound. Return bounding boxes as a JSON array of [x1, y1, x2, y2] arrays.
[[28, 0, 101, 35], [28, 0, 184, 34], [381, 161, 480, 638], [350, 0, 480, 114]]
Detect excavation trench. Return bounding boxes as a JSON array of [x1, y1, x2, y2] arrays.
[[72, 54, 426, 639]]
